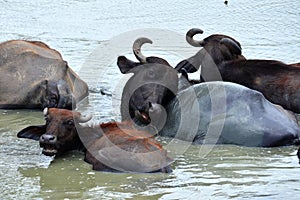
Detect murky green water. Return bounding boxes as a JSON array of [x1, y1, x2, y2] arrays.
[[1, 0, 300, 199]]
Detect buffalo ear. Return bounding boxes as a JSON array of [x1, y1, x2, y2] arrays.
[[175, 59, 198, 73], [117, 56, 140, 74], [17, 125, 46, 141], [175, 50, 203, 73], [220, 38, 242, 55]]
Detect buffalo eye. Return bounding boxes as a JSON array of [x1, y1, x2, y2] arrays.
[[66, 119, 74, 127], [147, 70, 155, 79]]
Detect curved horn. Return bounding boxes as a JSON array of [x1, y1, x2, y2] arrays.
[[43, 107, 48, 116], [133, 37, 153, 63], [220, 38, 242, 55], [78, 114, 93, 123], [186, 28, 205, 47]]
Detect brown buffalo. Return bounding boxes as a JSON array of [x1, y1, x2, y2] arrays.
[[176, 28, 300, 113], [17, 108, 172, 173], [17, 107, 92, 156], [85, 121, 172, 173], [0, 40, 88, 109], [117, 37, 178, 127]]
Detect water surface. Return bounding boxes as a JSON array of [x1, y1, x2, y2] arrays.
[[1, 0, 300, 199]]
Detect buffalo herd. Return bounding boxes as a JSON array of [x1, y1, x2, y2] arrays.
[[1, 27, 299, 172]]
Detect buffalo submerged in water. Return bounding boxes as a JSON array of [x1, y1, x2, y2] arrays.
[[116, 36, 300, 147], [0, 40, 88, 109], [160, 81, 300, 147], [117, 37, 178, 129], [17, 108, 173, 173]]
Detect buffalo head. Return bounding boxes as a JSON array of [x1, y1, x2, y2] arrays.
[[17, 107, 92, 156], [175, 28, 245, 81], [117, 37, 178, 129]]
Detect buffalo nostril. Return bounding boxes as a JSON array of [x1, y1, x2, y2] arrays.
[[40, 134, 56, 143]]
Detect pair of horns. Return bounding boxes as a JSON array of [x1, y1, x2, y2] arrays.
[[133, 28, 242, 62], [132, 28, 204, 61], [43, 108, 92, 123]]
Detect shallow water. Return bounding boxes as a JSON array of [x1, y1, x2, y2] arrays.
[[1, 0, 300, 199]]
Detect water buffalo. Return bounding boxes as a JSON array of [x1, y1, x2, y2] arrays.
[[85, 120, 172, 173], [175, 28, 245, 80], [17, 108, 172, 173], [160, 81, 300, 147], [117, 37, 178, 128], [0, 40, 88, 109], [17, 108, 93, 156], [176, 28, 300, 113]]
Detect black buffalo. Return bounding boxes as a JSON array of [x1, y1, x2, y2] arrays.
[[176, 28, 300, 113], [175, 28, 245, 81], [117, 37, 178, 128]]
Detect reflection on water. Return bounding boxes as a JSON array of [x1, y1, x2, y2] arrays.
[[13, 144, 300, 199], [1, 0, 300, 199], [1, 109, 300, 199]]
